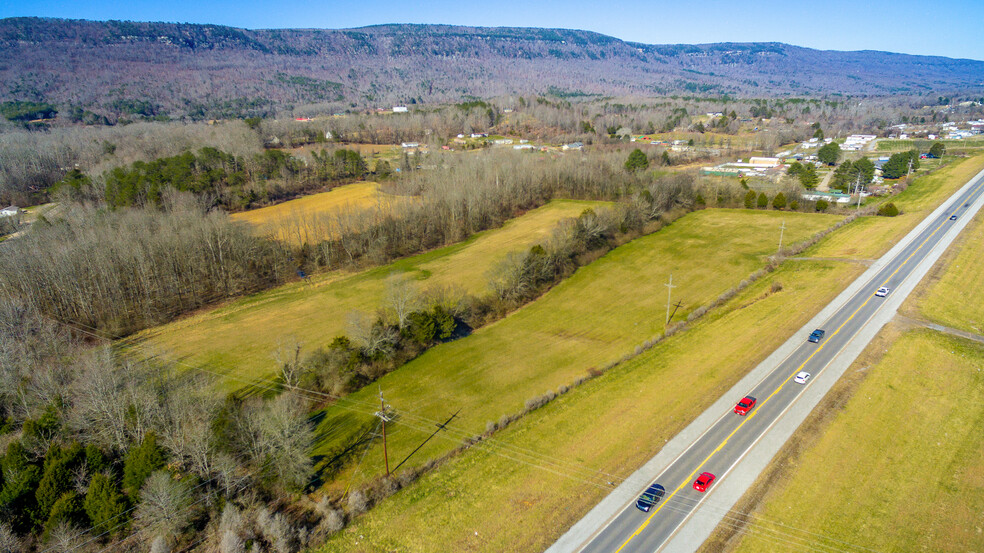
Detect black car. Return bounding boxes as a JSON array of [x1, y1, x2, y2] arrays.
[[636, 483, 666, 512], [808, 329, 825, 343]]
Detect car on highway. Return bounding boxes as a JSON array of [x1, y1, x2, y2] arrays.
[[950, 214, 958, 221], [808, 329, 825, 343], [734, 396, 757, 416], [635, 483, 666, 512], [794, 371, 811, 384], [693, 472, 715, 492], [875, 287, 890, 297]]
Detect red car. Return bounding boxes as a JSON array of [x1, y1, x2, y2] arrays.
[[734, 396, 757, 416], [693, 472, 716, 492]]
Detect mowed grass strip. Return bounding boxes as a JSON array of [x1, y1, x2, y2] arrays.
[[906, 206, 984, 334], [809, 152, 984, 260], [132, 200, 608, 382], [721, 329, 984, 553], [314, 259, 865, 552], [313, 209, 841, 492], [230, 181, 406, 242]]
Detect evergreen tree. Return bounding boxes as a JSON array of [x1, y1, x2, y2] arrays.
[[0, 441, 42, 533], [929, 141, 945, 158], [743, 189, 756, 209], [882, 150, 920, 179], [772, 192, 787, 210], [123, 433, 166, 501], [799, 164, 820, 188], [817, 142, 841, 165], [85, 473, 129, 536], [42, 491, 86, 541], [35, 443, 84, 525], [757, 192, 768, 208], [624, 149, 649, 172]]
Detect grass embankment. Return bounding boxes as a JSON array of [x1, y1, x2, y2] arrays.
[[230, 181, 406, 243], [709, 328, 984, 553], [133, 200, 608, 383], [314, 250, 862, 553], [312, 210, 841, 490], [904, 206, 984, 334], [808, 152, 984, 260]]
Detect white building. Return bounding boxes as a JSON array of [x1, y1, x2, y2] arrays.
[[392, 106, 408, 113]]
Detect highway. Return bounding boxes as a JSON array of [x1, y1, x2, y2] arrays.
[[569, 168, 984, 553]]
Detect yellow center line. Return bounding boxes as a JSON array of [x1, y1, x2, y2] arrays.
[[613, 180, 984, 553]]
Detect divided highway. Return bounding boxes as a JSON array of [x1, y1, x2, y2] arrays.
[[553, 167, 984, 553]]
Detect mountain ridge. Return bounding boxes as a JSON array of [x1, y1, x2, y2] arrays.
[[2, 17, 982, 119]]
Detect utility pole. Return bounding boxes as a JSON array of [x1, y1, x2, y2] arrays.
[[855, 174, 863, 210], [665, 274, 676, 326], [375, 387, 391, 477], [778, 219, 786, 254]]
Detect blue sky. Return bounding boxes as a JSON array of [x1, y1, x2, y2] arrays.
[[3, 0, 982, 60]]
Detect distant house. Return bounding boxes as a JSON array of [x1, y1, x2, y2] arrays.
[[400, 142, 420, 148], [562, 142, 583, 150], [392, 106, 408, 113], [0, 206, 21, 226]]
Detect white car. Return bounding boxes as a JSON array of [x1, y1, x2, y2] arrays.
[[875, 287, 890, 297], [794, 371, 811, 384]]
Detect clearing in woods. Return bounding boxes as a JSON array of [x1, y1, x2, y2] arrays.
[[230, 181, 409, 243], [131, 199, 609, 382]]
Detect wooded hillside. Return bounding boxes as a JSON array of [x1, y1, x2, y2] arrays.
[[2, 18, 983, 119]]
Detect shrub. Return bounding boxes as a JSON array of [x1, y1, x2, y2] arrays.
[[790, 200, 799, 211], [347, 490, 368, 515], [815, 199, 829, 212], [877, 202, 900, 217]]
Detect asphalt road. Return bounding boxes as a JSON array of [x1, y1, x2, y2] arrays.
[[574, 170, 984, 553]]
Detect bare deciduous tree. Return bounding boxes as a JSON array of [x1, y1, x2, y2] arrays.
[[134, 471, 195, 542], [384, 273, 420, 329]]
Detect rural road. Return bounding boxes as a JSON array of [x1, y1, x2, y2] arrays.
[[546, 164, 984, 553]]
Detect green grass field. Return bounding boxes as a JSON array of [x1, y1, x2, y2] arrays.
[[312, 209, 842, 493], [313, 256, 865, 553], [718, 329, 984, 553], [130, 200, 608, 382], [877, 138, 984, 152]]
